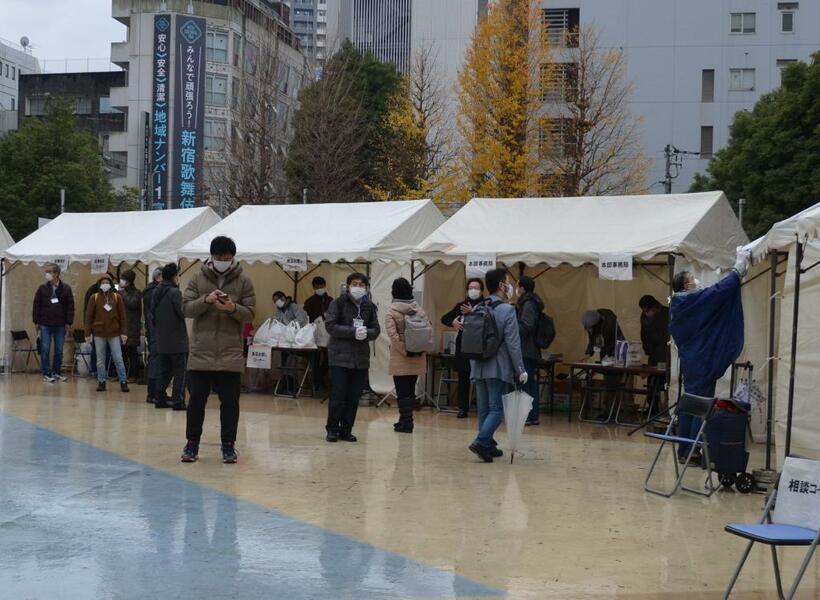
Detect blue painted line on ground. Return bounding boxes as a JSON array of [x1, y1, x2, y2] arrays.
[[0, 413, 503, 600]]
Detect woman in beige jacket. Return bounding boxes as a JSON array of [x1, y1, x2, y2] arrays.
[[385, 278, 429, 433]]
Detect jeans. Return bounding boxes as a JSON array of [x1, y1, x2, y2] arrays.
[[157, 353, 188, 405], [186, 370, 241, 444], [326, 367, 366, 436], [39, 325, 66, 376], [474, 378, 507, 448], [523, 358, 540, 421], [93, 336, 127, 384]]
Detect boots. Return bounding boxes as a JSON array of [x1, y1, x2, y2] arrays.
[[394, 395, 415, 433]]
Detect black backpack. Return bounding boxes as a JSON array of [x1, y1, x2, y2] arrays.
[[534, 312, 556, 349], [460, 299, 501, 360]]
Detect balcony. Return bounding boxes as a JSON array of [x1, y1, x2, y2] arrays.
[[108, 131, 129, 153], [111, 41, 130, 70], [110, 86, 129, 111]]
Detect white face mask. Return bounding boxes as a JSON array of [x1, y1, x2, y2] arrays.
[[505, 283, 515, 298], [467, 289, 481, 301], [212, 259, 232, 273], [100, 283, 111, 293], [315, 288, 326, 296], [349, 286, 367, 300], [44, 272, 54, 282], [275, 299, 285, 309], [119, 280, 128, 288]]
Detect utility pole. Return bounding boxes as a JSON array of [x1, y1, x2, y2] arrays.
[[302, 187, 308, 205], [738, 197, 746, 229], [662, 144, 700, 194], [60, 188, 65, 213]]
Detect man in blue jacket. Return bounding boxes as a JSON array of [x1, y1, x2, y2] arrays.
[[670, 249, 749, 463], [469, 268, 528, 463]]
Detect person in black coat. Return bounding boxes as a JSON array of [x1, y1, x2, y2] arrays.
[[142, 268, 162, 403], [516, 276, 544, 425], [303, 276, 333, 389], [440, 278, 485, 418], [638, 295, 670, 366], [152, 263, 189, 410]]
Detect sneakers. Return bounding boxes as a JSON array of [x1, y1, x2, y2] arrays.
[[326, 432, 339, 442], [171, 402, 187, 411], [120, 382, 130, 393], [393, 422, 413, 434], [96, 381, 106, 392], [42, 374, 55, 383], [456, 409, 468, 419], [154, 400, 170, 409], [469, 442, 494, 463], [181, 441, 199, 463], [53, 373, 68, 382], [221, 444, 238, 464], [339, 434, 357, 442], [490, 446, 504, 458]]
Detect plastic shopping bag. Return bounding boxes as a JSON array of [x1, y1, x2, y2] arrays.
[[733, 380, 766, 443], [294, 323, 317, 349], [314, 317, 330, 348]]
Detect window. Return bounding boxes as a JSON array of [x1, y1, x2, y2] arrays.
[[3, 64, 8, 77], [541, 63, 578, 103], [542, 8, 580, 48], [206, 31, 229, 63], [11, 98, 15, 111], [701, 69, 715, 102], [205, 74, 228, 106], [204, 118, 226, 151], [75, 97, 92, 114], [781, 11, 795, 33], [278, 63, 290, 94], [11, 66, 15, 80], [233, 33, 242, 67], [700, 126, 714, 158], [539, 118, 574, 158], [729, 68, 755, 91], [244, 41, 258, 75], [231, 76, 240, 110], [777, 59, 798, 84], [730, 12, 756, 34], [99, 96, 119, 114], [28, 96, 47, 116]]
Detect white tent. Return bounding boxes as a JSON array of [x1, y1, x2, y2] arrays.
[[0, 207, 221, 371], [743, 202, 820, 464], [414, 192, 748, 401], [178, 200, 446, 394]]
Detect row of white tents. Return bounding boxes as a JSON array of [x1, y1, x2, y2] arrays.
[[0, 191, 816, 463]]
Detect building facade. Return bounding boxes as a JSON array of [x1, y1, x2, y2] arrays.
[[17, 71, 129, 184], [288, 0, 329, 69], [109, 0, 306, 209], [0, 39, 40, 135]]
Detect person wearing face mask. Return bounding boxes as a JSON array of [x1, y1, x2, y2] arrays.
[[32, 262, 75, 383], [84, 274, 129, 392], [324, 272, 380, 442], [181, 236, 256, 464], [117, 269, 142, 381], [272, 291, 308, 327], [670, 249, 749, 464], [304, 276, 333, 389], [468, 268, 527, 463], [516, 276, 545, 426], [143, 267, 163, 404], [152, 263, 188, 411], [441, 278, 485, 418]]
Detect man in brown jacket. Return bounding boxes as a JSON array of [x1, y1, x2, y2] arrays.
[[181, 236, 255, 464], [84, 273, 129, 393]]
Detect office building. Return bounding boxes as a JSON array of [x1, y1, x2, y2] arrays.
[[288, 0, 329, 69], [0, 38, 40, 135]]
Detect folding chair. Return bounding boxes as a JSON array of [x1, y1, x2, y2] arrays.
[[723, 458, 820, 599], [70, 330, 92, 377], [10, 330, 39, 373], [644, 392, 718, 498]]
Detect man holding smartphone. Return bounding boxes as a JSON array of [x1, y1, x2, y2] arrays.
[[181, 236, 256, 464]]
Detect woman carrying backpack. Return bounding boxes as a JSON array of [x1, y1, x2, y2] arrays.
[[385, 278, 431, 433]]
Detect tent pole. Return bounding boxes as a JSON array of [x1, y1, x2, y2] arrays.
[[784, 238, 804, 457], [666, 253, 675, 399], [765, 251, 778, 470], [293, 271, 299, 302], [410, 259, 415, 284]]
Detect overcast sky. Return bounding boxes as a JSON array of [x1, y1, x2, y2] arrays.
[[1, 0, 125, 70]]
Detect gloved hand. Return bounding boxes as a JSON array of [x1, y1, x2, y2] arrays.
[[355, 326, 367, 341], [736, 247, 751, 266], [518, 371, 529, 385]]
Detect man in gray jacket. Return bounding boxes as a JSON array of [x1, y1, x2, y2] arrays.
[[152, 263, 188, 411], [469, 268, 528, 462]]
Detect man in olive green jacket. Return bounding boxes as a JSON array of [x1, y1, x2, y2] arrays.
[[181, 236, 255, 464]]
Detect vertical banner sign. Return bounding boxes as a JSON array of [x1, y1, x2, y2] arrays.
[[172, 15, 206, 209], [465, 254, 496, 279], [151, 14, 171, 210], [141, 111, 150, 208], [598, 254, 633, 281]]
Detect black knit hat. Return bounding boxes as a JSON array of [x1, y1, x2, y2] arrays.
[[391, 277, 413, 300]]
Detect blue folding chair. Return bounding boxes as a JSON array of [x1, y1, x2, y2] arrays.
[[644, 392, 717, 498], [723, 458, 820, 599]]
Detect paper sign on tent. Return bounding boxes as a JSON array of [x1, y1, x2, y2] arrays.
[[51, 256, 70, 272], [90, 256, 110, 275], [246, 344, 272, 370], [466, 253, 496, 278], [282, 254, 308, 272], [598, 254, 633, 281]]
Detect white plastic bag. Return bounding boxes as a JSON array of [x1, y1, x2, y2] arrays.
[[294, 323, 317, 348], [733, 380, 766, 443], [314, 317, 330, 348], [253, 318, 274, 345], [281, 321, 301, 347]]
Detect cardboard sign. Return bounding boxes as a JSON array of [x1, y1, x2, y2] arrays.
[[246, 344, 272, 370], [282, 254, 308, 272], [466, 253, 496, 278], [598, 254, 633, 281], [51, 256, 70, 273], [90, 256, 109, 275], [773, 457, 820, 530]]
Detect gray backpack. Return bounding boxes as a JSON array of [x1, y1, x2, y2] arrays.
[[404, 309, 434, 353]]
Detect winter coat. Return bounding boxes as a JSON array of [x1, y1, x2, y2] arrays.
[[153, 282, 188, 355], [275, 300, 308, 327], [32, 281, 75, 328], [119, 285, 142, 347], [142, 281, 160, 337], [385, 300, 429, 377], [516, 292, 544, 361], [440, 296, 485, 372], [304, 293, 333, 323], [85, 285, 127, 339], [640, 305, 670, 365], [470, 295, 525, 386], [183, 261, 256, 373], [585, 308, 624, 359], [325, 293, 380, 370]]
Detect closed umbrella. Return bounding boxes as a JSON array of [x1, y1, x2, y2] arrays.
[[502, 388, 533, 464]]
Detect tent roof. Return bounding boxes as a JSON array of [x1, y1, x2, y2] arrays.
[[0, 220, 13, 253], [177, 200, 445, 264], [414, 192, 748, 269], [746, 202, 820, 261], [3, 207, 221, 265]]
